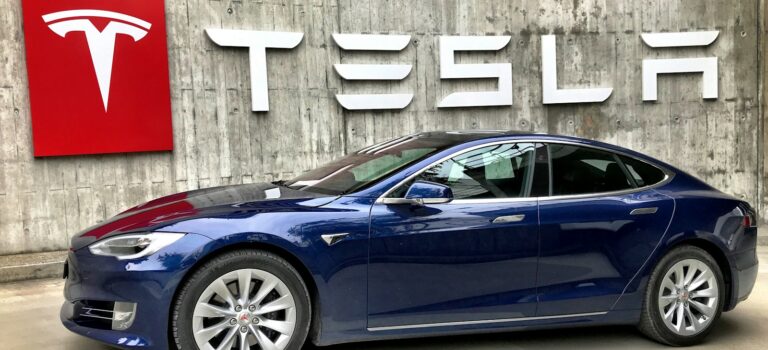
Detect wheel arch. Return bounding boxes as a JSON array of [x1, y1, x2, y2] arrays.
[[167, 240, 322, 349], [665, 238, 734, 311]]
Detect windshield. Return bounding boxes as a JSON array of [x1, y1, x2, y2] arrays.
[[282, 135, 459, 195]]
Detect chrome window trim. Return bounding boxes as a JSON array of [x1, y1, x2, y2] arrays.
[[367, 311, 608, 332], [451, 197, 538, 204], [374, 138, 675, 204]]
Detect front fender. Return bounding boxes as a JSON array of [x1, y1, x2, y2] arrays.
[[158, 196, 374, 346]]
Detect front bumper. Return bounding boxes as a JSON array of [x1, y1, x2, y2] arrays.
[[61, 232, 212, 349]]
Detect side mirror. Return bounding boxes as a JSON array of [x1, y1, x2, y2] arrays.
[[381, 180, 453, 205]]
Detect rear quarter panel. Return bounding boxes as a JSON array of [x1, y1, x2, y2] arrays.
[[613, 173, 756, 311]]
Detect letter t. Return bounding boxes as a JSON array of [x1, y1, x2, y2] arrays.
[[206, 29, 304, 112]]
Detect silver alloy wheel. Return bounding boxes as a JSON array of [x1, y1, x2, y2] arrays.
[[193, 269, 297, 350], [657, 259, 719, 336]]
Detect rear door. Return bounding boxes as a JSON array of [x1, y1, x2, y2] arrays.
[[536, 144, 674, 316]]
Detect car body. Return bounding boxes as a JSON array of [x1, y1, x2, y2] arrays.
[[61, 131, 759, 349]]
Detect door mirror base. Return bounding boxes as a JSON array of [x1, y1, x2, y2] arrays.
[[381, 198, 423, 205]]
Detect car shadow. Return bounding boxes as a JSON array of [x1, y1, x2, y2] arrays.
[[308, 316, 745, 350], [61, 309, 751, 350], [306, 326, 658, 350]]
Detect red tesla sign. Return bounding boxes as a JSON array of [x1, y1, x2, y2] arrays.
[[22, 0, 173, 157]]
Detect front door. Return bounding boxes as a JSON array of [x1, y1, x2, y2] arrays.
[[367, 142, 547, 329]]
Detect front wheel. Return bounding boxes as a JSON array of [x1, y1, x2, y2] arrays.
[[172, 250, 311, 350], [638, 245, 724, 346]]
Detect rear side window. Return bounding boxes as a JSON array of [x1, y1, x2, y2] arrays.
[[619, 156, 666, 187], [549, 144, 633, 195]]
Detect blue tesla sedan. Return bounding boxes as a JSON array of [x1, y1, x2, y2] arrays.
[[62, 131, 758, 350]]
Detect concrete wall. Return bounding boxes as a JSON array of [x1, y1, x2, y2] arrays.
[[0, 0, 763, 255]]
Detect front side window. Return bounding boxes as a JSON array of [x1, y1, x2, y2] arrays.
[[410, 143, 539, 199], [549, 144, 633, 195]]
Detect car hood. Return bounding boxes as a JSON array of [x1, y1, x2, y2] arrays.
[[70, 183, 334, 250]]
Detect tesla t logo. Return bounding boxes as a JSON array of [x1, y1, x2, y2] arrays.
[[43, 10, 151, 111], [22, 0, 173, 157]]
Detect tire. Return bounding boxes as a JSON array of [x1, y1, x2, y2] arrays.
[[638, 245, 725, 346], [172, 250, 311, 350]]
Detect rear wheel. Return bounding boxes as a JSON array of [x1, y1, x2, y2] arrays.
[[172, 250, 311, 350], [639, 245, 724, 346]]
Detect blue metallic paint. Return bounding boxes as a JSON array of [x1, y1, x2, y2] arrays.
[[536, 189, 675, 315], [368, 198, 539, 327], [60, 133, 759, 349]]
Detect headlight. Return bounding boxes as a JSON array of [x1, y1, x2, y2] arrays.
[[89, 232, 185, 260]]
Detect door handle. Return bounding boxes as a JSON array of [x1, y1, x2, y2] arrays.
[[493, 214, 526, 224], [630, 207, 658, 215]]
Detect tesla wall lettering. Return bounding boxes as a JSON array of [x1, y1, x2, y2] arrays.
[[206, 29, 720, 111]]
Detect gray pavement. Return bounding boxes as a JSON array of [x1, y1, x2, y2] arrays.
[[2, 248, 768, 350]]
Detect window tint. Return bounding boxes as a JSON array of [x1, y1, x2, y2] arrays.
[[549, 144, 633, 195], [285, 135, 453, 195], [413, 143, 539, 199], [619, 156, 666, 187]]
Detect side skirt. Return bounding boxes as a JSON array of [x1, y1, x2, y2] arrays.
[[313, 309, 641, 346], [367, 312, 608, 332]]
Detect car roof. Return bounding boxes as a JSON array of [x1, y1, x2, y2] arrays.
[[414, 130, 660, 163], [415, 130, 593, 145]]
